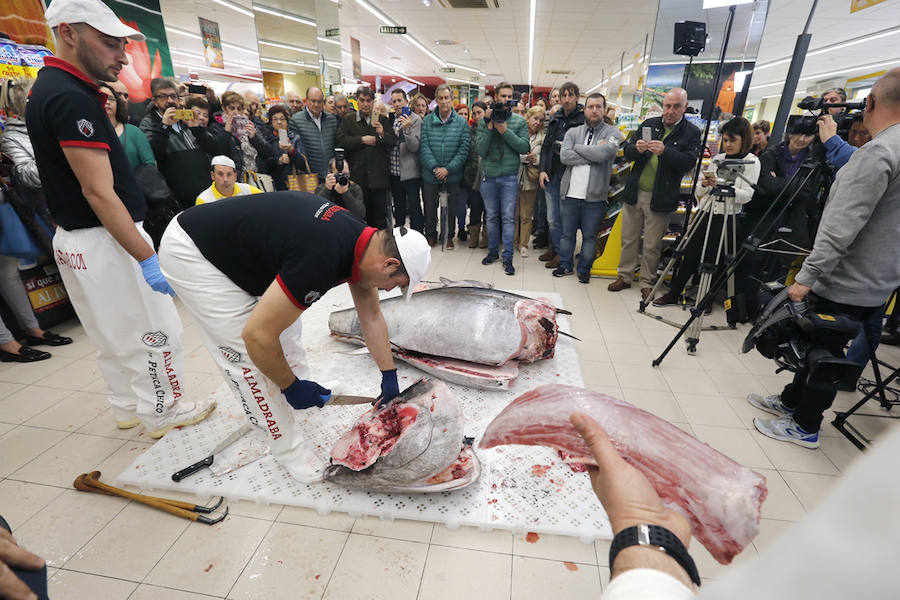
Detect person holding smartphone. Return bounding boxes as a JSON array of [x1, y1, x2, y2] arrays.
[[264, 104, 309, 191], [388, 89, 424, 232]]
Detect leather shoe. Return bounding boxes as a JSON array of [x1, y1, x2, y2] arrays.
[[0, 346, 51, 362], [641, 288, 653, 302], [482, 253, 499, 265], [23, 331, 72, 346], [652, 293, 678, 307], [577, 272, 590, 284], [607, 277, 631, 292], [538, 249, 555, 261], [544, 256, 560, 269]]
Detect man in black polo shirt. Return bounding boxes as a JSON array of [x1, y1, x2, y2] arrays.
[[158, 192, 431, 482], [26, 0, 215, 437]]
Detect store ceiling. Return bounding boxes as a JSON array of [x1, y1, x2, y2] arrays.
[[158, 0, 900, 104]]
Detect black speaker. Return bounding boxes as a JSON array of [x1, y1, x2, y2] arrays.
[[674, 21, 706, 56]]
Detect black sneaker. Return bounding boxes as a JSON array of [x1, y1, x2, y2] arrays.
[[503, 261, 515, 275], [552, 266, 573, 277], [577, 272, 590, 284], [482, 253, 499, 265], [532, 235, 548, 249]]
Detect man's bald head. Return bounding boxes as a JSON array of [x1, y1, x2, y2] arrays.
[[662, 87, 688, 127], [305, 86, 324, 117], [873, 67, 900, 107], [864, 67, 900, 137]]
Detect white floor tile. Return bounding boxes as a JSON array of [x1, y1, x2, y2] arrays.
[[430, 524, 513, 554], [48, 569, 137, 599], [322, 534, 427, 600], [620, 388, 686, 423], [751, 518, 795, 553], [512, 531, 597, 564], [0, 480, 64, 530], [34, 359, 103, 391], [612, 363, 669, 391], [277, 505, 356, 532], [418, 545, 511, 599], [753, 434, 840, 475], [0, 425, 69, 477], [0, 356, 76, 385], [24, 390, 108, 432], [755, 469, 806, 522], [659, 367, 719, 395], [780, 471, 840, 512], [228, 522, 347, 599], [690, 425, 774, 470], [510, 556, 603, 600], [675, 392, 745, 428], [11, 433, 124, 487], [0, 385, 74, 425], [351, 515, 434, 543], [130, 585, 220, 600]]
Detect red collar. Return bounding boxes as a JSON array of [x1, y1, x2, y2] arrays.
[[350, 227, 377, 283]]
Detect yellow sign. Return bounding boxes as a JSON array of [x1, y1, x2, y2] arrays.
[[850, 0, 887, 13], [816, 313, 837, 321], [0, 64, 39, 78], [28, 283, 68, 312]]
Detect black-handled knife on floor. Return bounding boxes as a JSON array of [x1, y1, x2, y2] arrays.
[[172, 422, 253, 482]]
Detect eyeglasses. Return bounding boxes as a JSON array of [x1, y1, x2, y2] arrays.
[[155, 93, 178, 100], [116, 91, 129, 100], [104, 95, 116, 104]]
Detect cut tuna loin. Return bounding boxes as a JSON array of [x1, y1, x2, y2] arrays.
[[330, 403, 421, 471], [479, 384, 768, 565]]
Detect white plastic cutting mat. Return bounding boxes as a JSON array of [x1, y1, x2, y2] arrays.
[[118, 286, 612, 542]]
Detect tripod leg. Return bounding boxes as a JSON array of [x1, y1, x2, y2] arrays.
[[640, 201, 705, 312]]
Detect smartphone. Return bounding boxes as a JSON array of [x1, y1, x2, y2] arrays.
[[174, 109, 194, 120], [188, 83, 206, 95], [642, 126, 652, 142], [401, 106, 411, 117], [278, 129, 289, 144]]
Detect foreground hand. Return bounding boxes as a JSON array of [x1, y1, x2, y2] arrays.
[[646, 140, 665, 155], [570, 413, 691, 543], [788, 282, 811, 302], [817, 115, 837, 143], [245, 122, 256, 138], [139, 254, 175, 297], [494, 121, 508, 135], [399, 115, 412, 129], [434, 167, 449, 181], [538, 171, 549, 189], [635, 139, 649, 153], [162, 107, 177, 127], [374, 120, 384, 136], [362, 135, 377, 146], [0, 527, 45, 600], [282, 378, 331, 409], [324, 172, 337, 190], [376, 369, 400, 407]]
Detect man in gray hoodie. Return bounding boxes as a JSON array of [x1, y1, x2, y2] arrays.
[[556, 93, 622, 283], [748, 68, 900, 449]]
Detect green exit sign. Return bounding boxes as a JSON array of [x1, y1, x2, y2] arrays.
[[439, 67, 456, 73], [325, 28, 340, 37], [379, 26, 407, 34]]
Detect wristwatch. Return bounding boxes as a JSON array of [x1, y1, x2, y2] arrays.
[[609, 524, 701, 586]]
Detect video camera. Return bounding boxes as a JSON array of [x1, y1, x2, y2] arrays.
[[741, 283, 863, 391], [488, 100, 518, 123], [334, 147, 349, 186], [795, 95, 867, 141], [796, 95, 866, 115]]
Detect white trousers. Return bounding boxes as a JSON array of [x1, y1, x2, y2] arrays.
[[52, 224, 187, 428], [158, 218, 314, 477]]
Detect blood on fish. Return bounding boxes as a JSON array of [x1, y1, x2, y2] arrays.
[[564, 562, 579, 571], [525, 532, 539, 543], [531, 465, 551, 477], [203, 564, 213, 573]]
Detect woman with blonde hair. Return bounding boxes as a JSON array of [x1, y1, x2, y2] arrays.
[[410, 93, 430, 118], [515, 105, 546, 256]]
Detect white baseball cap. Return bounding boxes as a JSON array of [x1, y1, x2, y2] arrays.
[[210, 155, 236, 170], [393, 227, 430, 302], [46, 0, 145, 42]]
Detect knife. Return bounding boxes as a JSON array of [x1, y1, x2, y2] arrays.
[[328, 395, 378, 405], [171, 422, 254, 482]]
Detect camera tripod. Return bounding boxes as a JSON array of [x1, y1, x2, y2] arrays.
[[637, 177, 744, 353], [649, 155, 828, 367]]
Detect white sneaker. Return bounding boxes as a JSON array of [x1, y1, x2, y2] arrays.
[[278, 440, 325, 483], [753, 415, 820, 449], [747, 393, 794, 417], [146, 397, 217, 439], [116, 416, 141, 429], [519, 246, 529, 258]]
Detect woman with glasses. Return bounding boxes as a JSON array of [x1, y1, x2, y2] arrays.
[[264, 104, 310, 191], [98, 82, 154, 171]]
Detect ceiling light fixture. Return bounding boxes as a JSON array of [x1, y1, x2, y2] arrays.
[[443, 75, 478, 86], [755, 25, 900, 72], [171, 61, 262, 82], [354, 0, 445, 67], [253, 4, 315, 26], [210, 0, 254, 18], [403, 34, 446, 67], [701, 0, 753, 9], [361, 56, 425, 86], [446, 62, 485, 76], [258, 39, 319, 55], [261, 67, 298, 75], [354, 0, 394, 26], [261, 56, 318, 69], [317, 36, 342, 46], [165, 25, 259, 56], [527, 0, 536, 86], [749, 57, 900, 92]]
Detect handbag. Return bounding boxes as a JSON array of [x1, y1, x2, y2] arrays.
[[525, 164, 540, 183], [294, 154, 318, 193], [0, 197, 42, 259]]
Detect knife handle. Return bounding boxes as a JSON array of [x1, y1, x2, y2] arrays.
[[172, 455, 214, 482]]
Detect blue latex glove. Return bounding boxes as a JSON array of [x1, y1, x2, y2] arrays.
[[139, 254, 175, 297], [282, 378, 332, 410], [378, 369, 400, 406]]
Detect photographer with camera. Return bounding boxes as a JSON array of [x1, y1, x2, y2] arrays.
[[476, 81, 531, 275], [748, 68, 900, 449], [537, 81, 584, 267], [818, 112, 871, 169], [315, 152, 366, 221]]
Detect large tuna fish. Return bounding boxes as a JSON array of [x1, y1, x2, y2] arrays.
[[324, 378, 480, 492], [328, 285, 565, 389]]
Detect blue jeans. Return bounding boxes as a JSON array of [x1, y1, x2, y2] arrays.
[[846, 311, 884, 366], [481, 175, 518, 263], [559, 197, 608, 275], [545, 172, 563, 251], [390, 175, 424, 232]]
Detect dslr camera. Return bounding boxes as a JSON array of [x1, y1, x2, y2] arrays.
[[488, 100, 518, 123], [334, 147, 349, 187]]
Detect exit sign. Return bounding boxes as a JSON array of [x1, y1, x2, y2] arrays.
[[379, 26, 407, 34], [439, 67, 456, 73], [325, 28, 340, 37]]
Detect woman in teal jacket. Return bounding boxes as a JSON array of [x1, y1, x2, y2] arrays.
[[419, 84, 470, 247]]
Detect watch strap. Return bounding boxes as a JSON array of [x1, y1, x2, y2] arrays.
[[609, 524, 701, 586]]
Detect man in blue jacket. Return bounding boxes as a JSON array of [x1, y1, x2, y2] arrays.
[[420, 84, 470, 248]]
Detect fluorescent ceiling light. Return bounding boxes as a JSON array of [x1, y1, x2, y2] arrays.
[[211, 0, 254, 18], [446, 62, 485, 76], [261, 67, 298, 75], [755, 26, 900, 72], [702, 0, 753, 8], [258, 39, 318, 55], [253, 4, 315, 26], [171, 61, 262, 82], [165, 25, 259, 56], [527, 0, 535, 86], [403, 34, 445, 67], [262, 56, 318, 69], [317, 36, 342, 46], [750, 57, 900, 92], [733, 70, 751, 91], [354, 0, 394, 26], [361, 56, 424, 86]]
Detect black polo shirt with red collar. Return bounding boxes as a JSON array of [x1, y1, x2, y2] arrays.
[[25, 57, 146, 230], [176, 191, 374, 309]]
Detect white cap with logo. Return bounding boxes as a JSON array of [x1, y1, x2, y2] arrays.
[[46, 0, 145, 42], [393, 227, 430, 302], [210, 155, 236, 170]]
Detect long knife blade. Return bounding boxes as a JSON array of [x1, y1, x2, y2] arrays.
[[328, 395, 378, 405], [171, 422, 254, 482]]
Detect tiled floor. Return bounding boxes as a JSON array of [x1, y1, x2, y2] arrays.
[[1, 241, 897, 599]]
